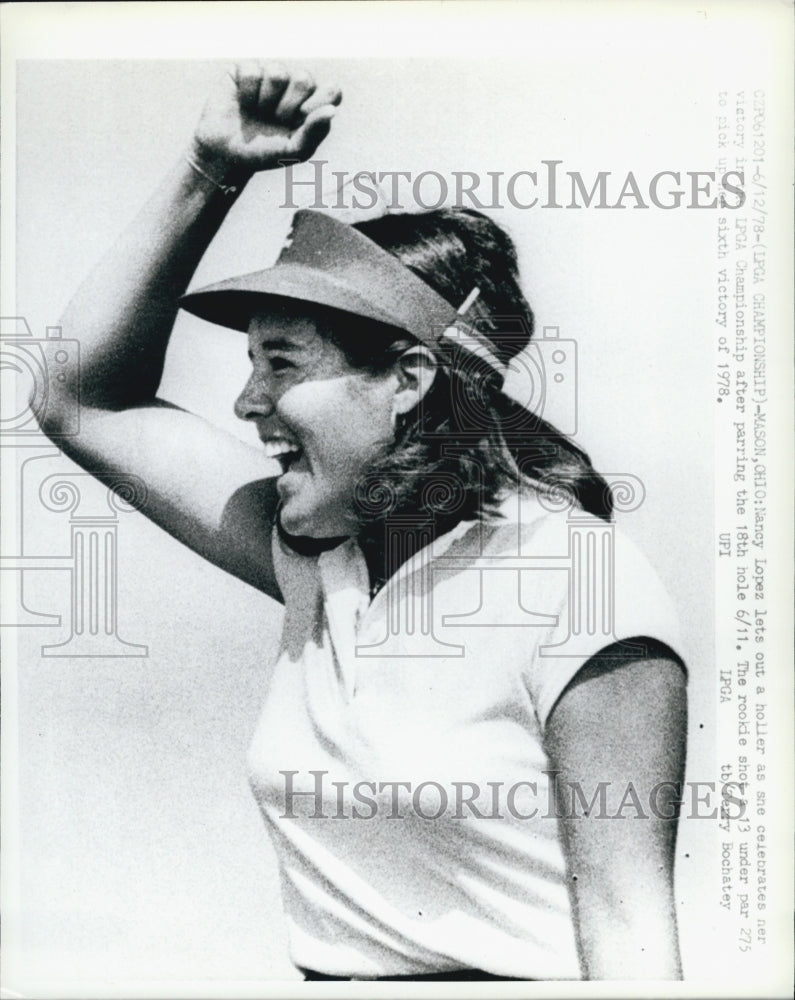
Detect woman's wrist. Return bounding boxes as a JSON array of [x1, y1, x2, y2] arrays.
[[184, 139, 254, 199]]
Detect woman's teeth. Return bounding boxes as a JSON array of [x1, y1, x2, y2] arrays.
[[262, 439, 301, 460], [262, 438, 303, 474]]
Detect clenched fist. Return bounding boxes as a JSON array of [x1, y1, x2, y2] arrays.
[[192, 61, 342, 176]]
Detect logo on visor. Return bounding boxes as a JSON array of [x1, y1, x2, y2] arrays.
[[280, 226, 295, 253]]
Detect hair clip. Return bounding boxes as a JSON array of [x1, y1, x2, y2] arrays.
[[439, 287, 508, 380]]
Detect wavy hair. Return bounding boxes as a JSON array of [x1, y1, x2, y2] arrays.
[[316, 208, 613, 556]]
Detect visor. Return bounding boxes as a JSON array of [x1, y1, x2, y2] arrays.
[[179, 209, 507, 377]]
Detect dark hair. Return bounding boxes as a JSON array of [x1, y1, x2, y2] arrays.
[[319, 208, 613, 547]]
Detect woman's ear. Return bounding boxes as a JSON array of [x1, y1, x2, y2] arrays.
[[391, 346, 437, 418]]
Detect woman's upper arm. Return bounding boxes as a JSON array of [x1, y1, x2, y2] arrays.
[[544, 650, 687, 978], [59, 402, 283, 601]]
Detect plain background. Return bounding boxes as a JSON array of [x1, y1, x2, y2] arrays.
[[2, 3, 791, 995]]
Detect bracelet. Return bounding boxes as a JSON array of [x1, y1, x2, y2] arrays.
[[185, 154, 240, 197]]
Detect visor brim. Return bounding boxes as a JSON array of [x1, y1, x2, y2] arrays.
[[179, 263, 411, 335]]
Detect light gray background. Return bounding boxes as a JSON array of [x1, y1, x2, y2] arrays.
[[11, 54, 717, 985]]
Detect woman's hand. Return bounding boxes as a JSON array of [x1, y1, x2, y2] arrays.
[[192, 61, 342, 178]]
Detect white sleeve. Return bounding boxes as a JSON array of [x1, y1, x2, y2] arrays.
[[524, 521, 685, 730]]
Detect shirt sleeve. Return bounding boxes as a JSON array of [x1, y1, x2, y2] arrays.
[[524, 519, 685, 730]]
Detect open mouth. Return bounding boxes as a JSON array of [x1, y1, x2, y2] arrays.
[[261, 437, 304, 475]]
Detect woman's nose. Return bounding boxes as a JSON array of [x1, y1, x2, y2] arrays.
[[234, 375, 275, 421]]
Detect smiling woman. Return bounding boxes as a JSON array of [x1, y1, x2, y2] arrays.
[[235, 304, 398, 539], [38, 60, 687, 981]]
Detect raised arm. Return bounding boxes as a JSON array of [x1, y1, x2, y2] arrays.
[[40, 63, 341, 599]]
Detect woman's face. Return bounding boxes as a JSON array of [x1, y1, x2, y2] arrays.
[[235, 306, 399, 538]]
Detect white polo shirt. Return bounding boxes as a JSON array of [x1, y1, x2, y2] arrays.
[[247, 490, 682, 979]]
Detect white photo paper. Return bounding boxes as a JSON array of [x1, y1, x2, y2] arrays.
[[1, 2, 792, 998]]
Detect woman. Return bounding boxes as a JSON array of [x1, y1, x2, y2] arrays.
[[43, 62, 687, 981]]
